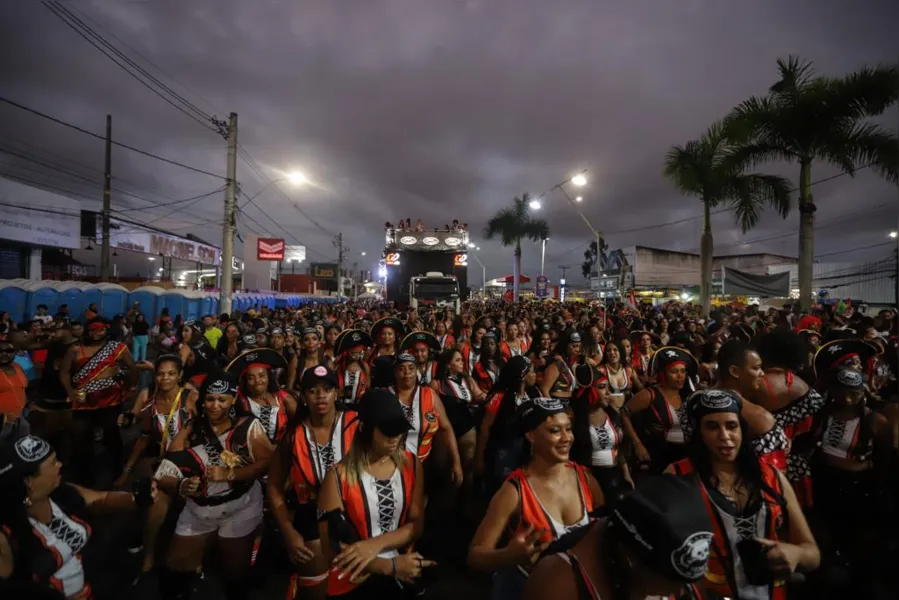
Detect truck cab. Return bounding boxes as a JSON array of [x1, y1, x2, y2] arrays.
[[409, 272, 461, 312]]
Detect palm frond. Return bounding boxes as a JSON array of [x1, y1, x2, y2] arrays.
[[837, 123, 899, 184], [520, 217, 550, 243], [724, 173, 793, 233], [830, 64, 899, 119], [771, 56, 815, 95], [483, 193, 552, 248], [483, 207, 520, 247]]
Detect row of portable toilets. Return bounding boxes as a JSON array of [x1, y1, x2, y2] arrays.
[[0, 280, 339, 325]]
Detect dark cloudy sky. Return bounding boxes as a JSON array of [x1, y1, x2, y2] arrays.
[[1, 0, 897, 285]]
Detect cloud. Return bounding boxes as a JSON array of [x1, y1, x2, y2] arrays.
[[1, 0, 896, 285]]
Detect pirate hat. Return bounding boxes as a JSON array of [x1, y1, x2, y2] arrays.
[[649, 346, 698, 378], [370, 317, 405, 342], [399, 331, 440, 354], [335, 329, 374, 355], [813, 338, 878, 378], [226, 348, 288, 379], [728, 323, 754, 343], [629, 329, 661, 345], [574, 362, 594, 388]]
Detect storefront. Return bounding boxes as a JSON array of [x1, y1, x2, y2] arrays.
[[0, 178, 82, 279]]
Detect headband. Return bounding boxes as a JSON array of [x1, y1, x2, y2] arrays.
[[87, 322, 108, 331], [302, 327, 320, 338]]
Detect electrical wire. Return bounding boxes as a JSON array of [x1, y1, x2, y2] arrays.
[[0, 97, 227, 180], [42, 1, 217, 132]]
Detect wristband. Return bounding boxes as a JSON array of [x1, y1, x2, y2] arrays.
[[391, 557, 398, 576]]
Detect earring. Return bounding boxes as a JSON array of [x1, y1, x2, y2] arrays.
[[23, 496, 32, 508], [229, 406, 236, 418]]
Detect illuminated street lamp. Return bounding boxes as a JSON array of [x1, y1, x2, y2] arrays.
[[571, 173, 587, 187], [890, 231, 898, 239], [575, 196, 583, 202], [287, 171, 307, 185], [529, 199, 542, 210]]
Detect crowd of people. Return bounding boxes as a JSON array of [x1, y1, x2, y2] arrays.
[[0, 297, 897, 600]]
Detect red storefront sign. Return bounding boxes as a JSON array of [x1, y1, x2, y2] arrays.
[[257, 238, 285, 261]]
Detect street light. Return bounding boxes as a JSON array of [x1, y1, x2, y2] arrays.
[[571, 173, 587, 187], [361, 251, 367, 256], [529, 199, 541, 210], [890, 231, 898, 239], [575, 196, 583, 202], [287, 171, 307, 185]]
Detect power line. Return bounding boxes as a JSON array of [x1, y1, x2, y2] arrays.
[[0, 97, 227, 180], [113, 187, 226, 213], [42, 1, 217, 133], [57, 2, 224, 117]]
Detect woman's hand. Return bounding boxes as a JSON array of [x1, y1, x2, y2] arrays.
[[178, 476, 202, 498], [451, 461, 464, 487], [757, 538, 802, 577], [505, 523, 550, 567], [282, 527, 316, 565], [634, 443, 651, 467], [394, 552, 437, 582], [333, 538, 384, 581], [113, 472, 130, 490]]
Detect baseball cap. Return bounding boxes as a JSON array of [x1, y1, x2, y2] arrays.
[[610, 476, 713, 583], [358, 389, 413, 437], [301, 365, 339, 390]]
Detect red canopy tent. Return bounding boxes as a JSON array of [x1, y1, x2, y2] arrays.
[[501, 274, 531, 284]]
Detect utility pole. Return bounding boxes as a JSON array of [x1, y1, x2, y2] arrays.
[[334, 232, 347, 298], [220, 113, 238, 315], [540, 235, 548, 276], [558, 265, 570, 302], [100, 115, 112, 281]]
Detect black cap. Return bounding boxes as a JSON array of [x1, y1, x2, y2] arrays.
[[834, 367, 865, 390], [611, 476, 713, 583], [359, 389, 413, 437], [516, 397, 568, 432], [300, 365, 339, 390], [200, 372, 238, 398], [683, 388, 743, 442]]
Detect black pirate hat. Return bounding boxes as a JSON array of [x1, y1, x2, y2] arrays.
[[649, 346, 698, 378], [574, 362, 594, 388], [629, 329, 662, 345], [370, 317, 405, 342], [813, 339, 878, 378], [335, 329, 374, 355], [225, 348, 288, 379], [399, 331, 440, 354], [728, 323, 754, 343]]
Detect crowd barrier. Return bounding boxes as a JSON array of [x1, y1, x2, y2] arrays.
[[0, 280, 339, 324]]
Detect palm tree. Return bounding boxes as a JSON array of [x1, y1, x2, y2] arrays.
[[726, 56, 898, 309], [664, 120, 793, 316], [483, 193, 550, 302]]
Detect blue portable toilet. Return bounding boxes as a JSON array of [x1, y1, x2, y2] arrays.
[[53, 282, 87, 319], [201, 292, 219, 317], [97, 283, 129, 319], [160, 290, 189, 323], [82, 285, 103, 316], [0, 280, 29, 323], [182, 291, 203, 321], [25, 281, 59, 322], [128, 286, 165, 322]]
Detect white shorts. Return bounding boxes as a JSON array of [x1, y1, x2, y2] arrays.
[[175, 482, 263, 539]]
